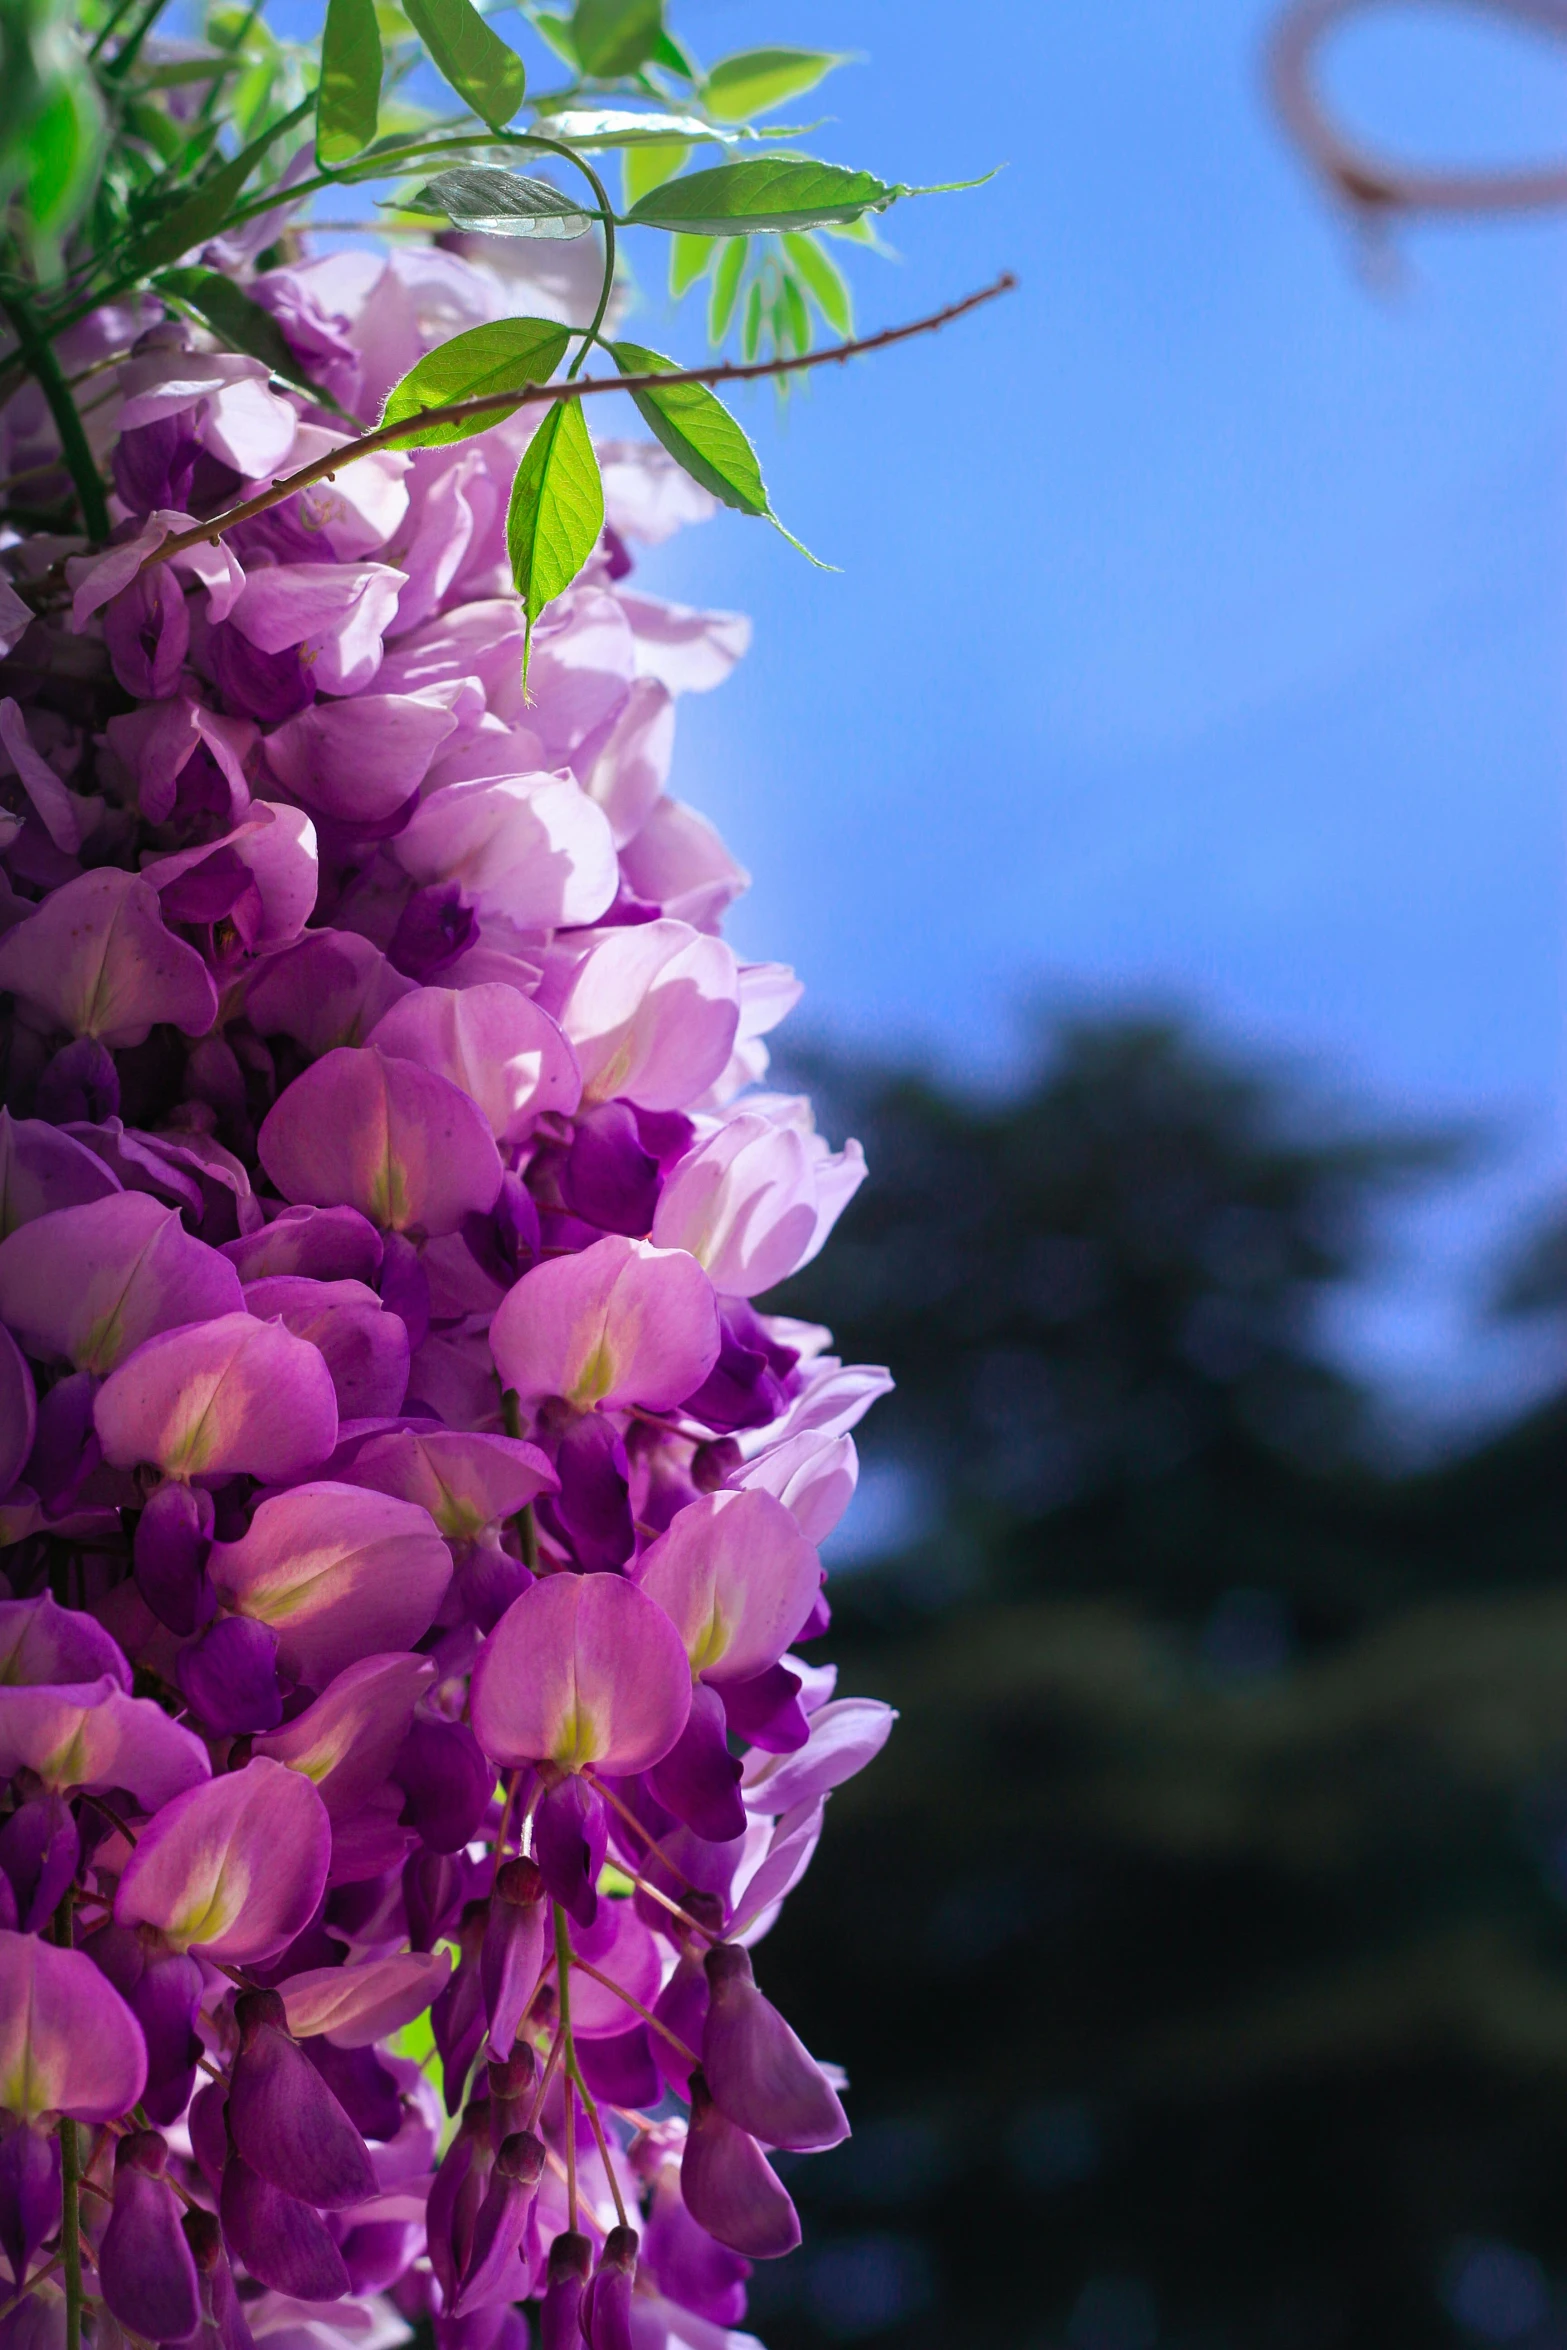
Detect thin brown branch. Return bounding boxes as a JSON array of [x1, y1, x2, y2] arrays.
[[141, 273, 1016, 571], [1269, 0, 1567, 215]]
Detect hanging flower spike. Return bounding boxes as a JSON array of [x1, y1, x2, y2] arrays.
[[0, 7, 995, 2327]]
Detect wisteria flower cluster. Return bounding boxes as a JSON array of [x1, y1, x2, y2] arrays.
[[0, 203, 900, 2350]]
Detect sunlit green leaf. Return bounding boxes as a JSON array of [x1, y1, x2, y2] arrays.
[[403, 0, 525, 129], [821, 212, 879, 246], [626, 157, 900, 236], [610, 339, 766, 515], [544, 107, 722, 149], [382, 315, 569, 447], [707, 235, 745, 341], [703, 46, 846, 122], [741, 278, 763, 362], [403, 164, 592, 237], [780, 269, 811, 354], [317, 0, 382, 165], [651, 27, 697, 80], [669, 232, 714, 299], [506, 398, 604, 676], [624, 138, 686, 209], [570, 0, 661, 79], [153, 267, 341, 405], [783, 230, 851, 335], [25, 70, 106, 243], [531, 11, 578, 68], [611, 338, 830, 566]]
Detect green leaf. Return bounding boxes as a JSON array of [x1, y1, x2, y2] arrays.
[[124, 98, 185, 165], [610, 339, 831, 566], [26, 71, 106, 243], [707, 235, 745, 341], [624, 138, 686, 209], [116, 94, 310, 278], [381, 315, 569, 446], [741, 278, 763, 362], [609, 340, 765, 515], [506, 397, 604, 678], [403, 165, 592, 237], [530, 11, 578, 68], [820, 212, 879, 245], [626, 156, 900, 236], [703, 46, 846, 122], [650, 27, 697, 80], [669, 232, 714, 298], [570, 0, 662, 79], [782, 230, 851, 335], [402, 0, 525, 129], [153, 267, 341, 406], [544, 106, 721, 148], [779, 269, 811, 354], [317, 0, 383, 166]]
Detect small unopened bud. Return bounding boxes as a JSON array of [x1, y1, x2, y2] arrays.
[[540, 2227, 593, 2350], [233, 1987, 287, 2049], [495, 1855, 543, 1907], [495, 2129, 544, 2186]]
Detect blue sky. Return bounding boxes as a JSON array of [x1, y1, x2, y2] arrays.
[[594, 0, 1567, 1434]]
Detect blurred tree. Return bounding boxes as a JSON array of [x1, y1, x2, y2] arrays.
[[747, 1019, 1567, 2350]]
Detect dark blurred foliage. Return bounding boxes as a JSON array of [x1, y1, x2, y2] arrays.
[[745, 1019, 1567, 2350]]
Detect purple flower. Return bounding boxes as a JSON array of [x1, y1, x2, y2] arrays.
[[0, 226, 896, 2341], [206, 1483, 452, 1687], [489, 1233, 720, 1415], [470, 1570, 691, 1778], [0, 869, 218, 1048], [0, 1929, 147, 2122], [259, 1046, 503, 1235], [114, 1757, 331, 1962], [93, 1310, 340, 1480]]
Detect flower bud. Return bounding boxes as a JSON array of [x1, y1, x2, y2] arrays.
[[133, 1478, 216, 1636], [229, 1989, 376, 2209], [219, 2152, 350, 2301], [702, 1940, 848, 2152], [680, 2071, 801, 2259], [538, 2228, 592, 2350], [580, 2224, 639, 2350], [451, 2130, 543, 2315], [0, 2123, 57, 2296], [99, 2130, 201, 2343], [532, 1774, 607, 1929], [431, 1897, 490, 2114], [486, 2044, 537, 2150], [0, 1796, 78, 1933], [470, 1867, 540, 2071]]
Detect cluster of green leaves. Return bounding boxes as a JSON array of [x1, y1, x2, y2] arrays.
[[0, 0, 977, 646]]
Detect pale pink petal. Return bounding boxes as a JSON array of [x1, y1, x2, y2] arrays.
[[207, 1482, 451, 1687], [489, 1234, 719, 1414], [469, 1570, 691, 1777], [93, 1311, 339, 1480], [636, 1490, 821, 1686], [0, 1928, 146, 2121], [278, 1950, 451, 2047], [258, 1045, 503, 1237], [367, 983, 580, 1143], [114, 1756, 330, 1961]]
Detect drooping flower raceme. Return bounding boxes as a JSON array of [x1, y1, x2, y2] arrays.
[[0, 224, 890, 2350]]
